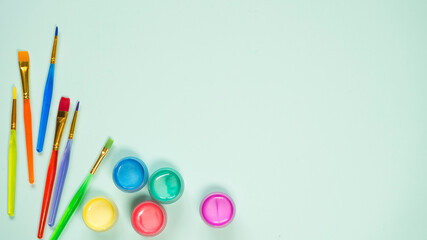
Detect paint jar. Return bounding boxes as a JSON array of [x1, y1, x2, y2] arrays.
[[131, 201, 167, 236], [148, 168, 184, 204], [113, 156, 149, 192], [82, 196, 118, 232], [200, 192, 235, 227]]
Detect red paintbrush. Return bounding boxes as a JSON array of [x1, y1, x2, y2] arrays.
[[38, 97, 70, 239]]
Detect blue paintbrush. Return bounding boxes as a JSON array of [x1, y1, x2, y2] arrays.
[[37, 26, 58, 152]]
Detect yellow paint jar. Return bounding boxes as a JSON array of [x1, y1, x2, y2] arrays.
[[82, 196, 118, 232]]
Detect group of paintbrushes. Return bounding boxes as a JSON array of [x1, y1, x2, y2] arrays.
[[9, 26, 114, 240]]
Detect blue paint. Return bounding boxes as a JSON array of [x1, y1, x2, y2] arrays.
[[113, 157, 148, 193]]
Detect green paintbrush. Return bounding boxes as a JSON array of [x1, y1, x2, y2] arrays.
[[50, 138, 113, 240]]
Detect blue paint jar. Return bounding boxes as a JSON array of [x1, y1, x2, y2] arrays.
[[113, 156, 148, 193]]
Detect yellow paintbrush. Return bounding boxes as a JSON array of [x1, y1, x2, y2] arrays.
[[8, 87, 17, 216]]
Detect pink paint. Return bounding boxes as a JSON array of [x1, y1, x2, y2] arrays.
[[200, 192, 235, 227], [131, 201, 167, 236]]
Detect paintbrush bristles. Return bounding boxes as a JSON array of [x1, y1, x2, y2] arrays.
[[18, 51, 29, 61], [58, 97, 70, 112], [13, 87, 16, 99], [104, 138, 114, 150]]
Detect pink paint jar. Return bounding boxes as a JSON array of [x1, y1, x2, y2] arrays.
[[131, 201, 167, 236]]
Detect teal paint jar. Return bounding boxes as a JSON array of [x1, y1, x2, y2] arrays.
[[148, 168, 184, 204]]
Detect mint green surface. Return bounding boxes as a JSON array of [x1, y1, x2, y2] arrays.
[[149, 168, 183, 203], [1, 0, 427, 240]]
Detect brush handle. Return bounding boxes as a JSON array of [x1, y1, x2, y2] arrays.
[[48, 139, 72, 227], [8, 130, 17, 216], [50, 174, 92, 240], [37, 64, 55, 153], [23, 98, 34, 184], [38, 150, 58, 239]]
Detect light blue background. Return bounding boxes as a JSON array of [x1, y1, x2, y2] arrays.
[[1, 0, 427, 239]]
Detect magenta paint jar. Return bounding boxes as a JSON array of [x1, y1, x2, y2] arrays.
[[200, 192, 235, 228]]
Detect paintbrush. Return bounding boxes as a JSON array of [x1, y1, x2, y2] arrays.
[[48, 101, 79, 227], [50, 138, 113, 240], [8, 87, 17, 216], [38, 97, 70, 239], [18, 51, 34, 184], [37, 26, 59, 152]]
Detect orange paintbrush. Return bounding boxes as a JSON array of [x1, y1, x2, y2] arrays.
[[18, 51, 34, 184]]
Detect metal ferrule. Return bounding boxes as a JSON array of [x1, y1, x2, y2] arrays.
[[19, 61, 30, 99], [11, 99, 16, 130], [68, 110, 78, 139], [50, 36, 58, 64], [53, 111, 68, 151], [90, 147, 109, 175]]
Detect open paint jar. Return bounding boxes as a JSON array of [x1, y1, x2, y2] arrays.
[[113, 156, 148, 192], [148, 168, 184, 204], [82, 196, 118, 232], [200, 192, 235, 227], [131, 201, 167, 236]]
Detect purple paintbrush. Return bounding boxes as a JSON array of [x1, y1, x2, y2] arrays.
[[48, 101, 79, 227]]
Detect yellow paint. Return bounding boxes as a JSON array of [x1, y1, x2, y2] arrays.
[[82, 197, 118, 232]]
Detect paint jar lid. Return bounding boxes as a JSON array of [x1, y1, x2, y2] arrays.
[[113, 156, 148, 192], [131, 201, 167, 236], [200, 192, 235, 227], [148, 168, 184, 204], [82, 196, 118, 232]]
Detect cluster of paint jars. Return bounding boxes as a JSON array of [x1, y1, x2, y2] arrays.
[[81, 156, 235, 236]]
